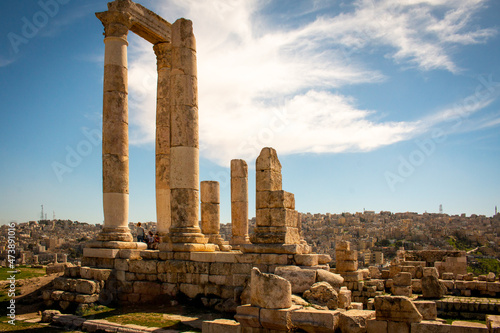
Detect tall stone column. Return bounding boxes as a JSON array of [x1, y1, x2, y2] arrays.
[[96, 11, 133, 242], [154, 42, 172, 241], [165, 19, 213, 251], [231, 159, 250, 246]]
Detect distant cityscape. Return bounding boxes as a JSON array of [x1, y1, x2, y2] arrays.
[[2, 210, 499, 273]]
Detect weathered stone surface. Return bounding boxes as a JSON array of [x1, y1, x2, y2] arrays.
[[260, 306, 300, 331], [487, 315, 500, 332], [413, 301, 437, 320], [410, 321, 451, 333], [41, 310, 61, 323], [202, 319, 241, 333], [374, 295, 422, 323], [275, 266, 317, 294], [393, 272, 412, 286], [290, 308, 340, 333], [235, 305, 262, 328], [250, 267, 292, 309], [316, 269, 344, 290], [451, 320, 488, 332], [303, 282, 338, 310], [423, 267, 439, 278], [339, 310, 376, 333], [338, 287, 352, 309], [422, 275, 446, 299]]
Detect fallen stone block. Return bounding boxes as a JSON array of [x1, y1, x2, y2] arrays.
[[290, 308, 340, 333], [250, 267, 292, 309], [275, 266, 317, 294], [339, 309, 375, 333], [374, 295, 422, 323]]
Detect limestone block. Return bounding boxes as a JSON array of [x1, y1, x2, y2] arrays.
[[366, 319, 388, 333], [336, 261, 358, 272], [391, 285, 412, 297], [83, 248, 119, 259], [342, 271, 363, 282], [339, 310, 376, 333], [256, 170, 282, 192], [374, 295, 422, 323], [422, 275, 446, 299], [411, 322, 451, 333], [393, 272, 412, 286], [451, 321, 488, 333], [203, 319, 241, 333], [303, 282, 338, 309], [256, 208, 297, 227], [487, 272, 496, 282], [232, 264, 252, 275], [423, 267, 439, 278], [413, 301, 437, 320], [274, 266, 317, 294], [294, 254, 318, 266], [337, 250, 358, 261], [91, 268, 112, 281], [256, 147, 282, 171], [75, 294, 99, 304], [487, 315, 500, 332], [256, 190, 295, 210], [210, 262, 231, 275], [75, 280, 98, 295], [260, 306, 300, 331], [318, 255, 332, 265], [388, 321, 410, 333], [180, 283, 204, 299], [317, 269, 344, 290], [213, 252, 237, 263], [114, 259, 129, 271], [119, 249, 141, 260], [128, 260, 157, 274], [339, 287, 352, 309], [442, 272, 454, 280], [290, 308, 339, 333], [235, 305, 261, 328], [250, 267, 292, 309], [487, 282, 500, 293]]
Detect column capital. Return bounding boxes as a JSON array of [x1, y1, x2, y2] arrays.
[[96, 11, 133, 38], [153, 42, 172, 70]]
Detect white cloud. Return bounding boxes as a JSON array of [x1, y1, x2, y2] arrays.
[[123, 0, 497, 166]]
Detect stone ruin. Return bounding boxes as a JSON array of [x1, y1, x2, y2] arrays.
[[44, 1, 500, 332]]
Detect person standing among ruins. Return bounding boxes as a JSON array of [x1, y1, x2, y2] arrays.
[[137, 222, 145, 242]]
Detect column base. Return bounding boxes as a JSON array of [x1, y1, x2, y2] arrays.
[[168, 227, 208, 244], [231, 235, 251, 246], [97, 227, 133, 242]]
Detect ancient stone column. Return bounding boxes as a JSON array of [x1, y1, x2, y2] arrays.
[[33, 255, 39, 265], [166, 19, 212, 251], [154, 42, 172, 241], [96, 11, 133, 243], [231, 159, 250, 246], [201, 181, 230, 250]]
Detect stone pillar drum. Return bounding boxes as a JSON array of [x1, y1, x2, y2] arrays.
[[231, 159, 250, 246], [200, 181, 220, 239], [154, 42, 172, 241], [164, 19, 213, 251], [96, 11, 133, 242]]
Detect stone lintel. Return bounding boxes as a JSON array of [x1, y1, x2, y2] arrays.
[[103, 0, 172, 44]]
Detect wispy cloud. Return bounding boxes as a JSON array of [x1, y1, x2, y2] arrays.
[[0, 56, 15, 67], [123, 0, 497, 166]]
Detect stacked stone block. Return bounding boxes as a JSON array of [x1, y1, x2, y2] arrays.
[[391, 272, 412, 297], [245, 148, 303, 251]]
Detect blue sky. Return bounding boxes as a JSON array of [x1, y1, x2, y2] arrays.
[[1, 0, 499, 225]]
